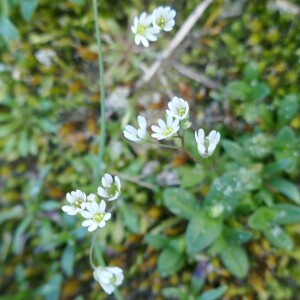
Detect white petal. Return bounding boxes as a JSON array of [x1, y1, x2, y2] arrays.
[[66, 193, 73, 203], [124, 130, 140, 142], [166, 114, 173, 127], [104, 213, 111, 221], [124, 125, 137, 135], [198, 129, 205, 143], [146, 33, 157, 42], [85, 202, 94, 212], [101, 283, 114, 295], [208, 143, 217, 156], [139, 12, 147, 23], [157, 119, 166, 129], [167, 9, 176, 20], [140, 36, 149, 47], [99, 221, 106, 228], [115, 176, 121, 190], [151, 125, 163, 133], [151, 133, 164, 140], [197, 144, 206, 156], [62, 206, 77, 215], [208, 130, 217, 143], [104, 174, 113, 185], [88, 223, 98, 232], [92, 201, 100, 212], [98, 187, 108, 198], [135, 35, 141, 45], [82, 219, 94, 227], [81, 210, 93, 218], [99, 200, 106, 212]]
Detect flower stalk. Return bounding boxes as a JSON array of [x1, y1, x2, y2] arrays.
[[92, 0, 106, 185]]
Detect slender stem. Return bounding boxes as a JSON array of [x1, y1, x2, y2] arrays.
[[89, 232, 97, 270], [114, 288, 125, 300], [92, 0, 106, 184], [145, 142, 180, 150], [93, 240, 124, 300]]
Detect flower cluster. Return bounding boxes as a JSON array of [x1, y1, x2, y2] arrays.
[[131, 6, 176, 47], [62, 173, 124, 294], [123, 96, 220, 158], [62, 173, 121, 231]]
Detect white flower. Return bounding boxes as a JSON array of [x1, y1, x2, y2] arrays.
[[195, 129, 221, 158], [62, 190, 87, 215], [131, 12, 159, 47], [152, 6, 176, 32], [151, 114, 180, 140], [123, 115, 147, 143], [87, 193, 98, 202], [81, 200, 111, 232], [166, 97, 190, 121], [98, 174, 121, 201], [93, 266, 124, 295]]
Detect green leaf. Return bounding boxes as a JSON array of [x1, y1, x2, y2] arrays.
[[0, 206, 23, 225], [37, 274, 62, 300], [220, 244, 249, 279], [186, 211, 223, 254], [248, 207, 277, 230], [0, 16, 19, 42], [222, 140, 250, 165], [120, 205, 140, 233], [263, 226, 293, 250], [178, 165, 204, 188], [163, 188, 199, 219], [157, 247, 185, 277], [277, 94, 299, 127], [61, 244, 75, 277], [225, 81, 250, 101], [204, 172, 242, 218], [273, 126, 296, 147], [264, 158, 294, 176], [267, 177, 300, 204], [248, 83, 270, 101], [223, 228, 252, 244], [21, 0, 38, 21], [183, 129, 202, 162], [272, 204, 300, 224], [145, 234, 171, 250], [12, 216, 33, 255], [243, 62, 259, 82], [197, 285, 228, 300], [162, 287, 188, 300]]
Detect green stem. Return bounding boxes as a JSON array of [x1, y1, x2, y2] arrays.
[[94, 237, 124, 300], [89, 232, 97, 269], [145, 142, 180, 150], [92, 0, 106, 185]]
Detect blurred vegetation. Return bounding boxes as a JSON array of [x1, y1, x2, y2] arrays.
[[0, 0, 299, 299]]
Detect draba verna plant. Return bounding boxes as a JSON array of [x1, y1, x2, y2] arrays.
[[62, 1, 300, 299], [60, 2, 226, 299]]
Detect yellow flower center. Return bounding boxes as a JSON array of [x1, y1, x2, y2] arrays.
[[93, 213, 105, 223], [177, 107, 186, 117], [107, 183, 118, 198], [163, 127, 173, 136], [137, 24, 147, 35], [157, 16, 167, 29], [204, 137, 210, 149], [110, 275, 117, 285], [72, 199, 83, 209]]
